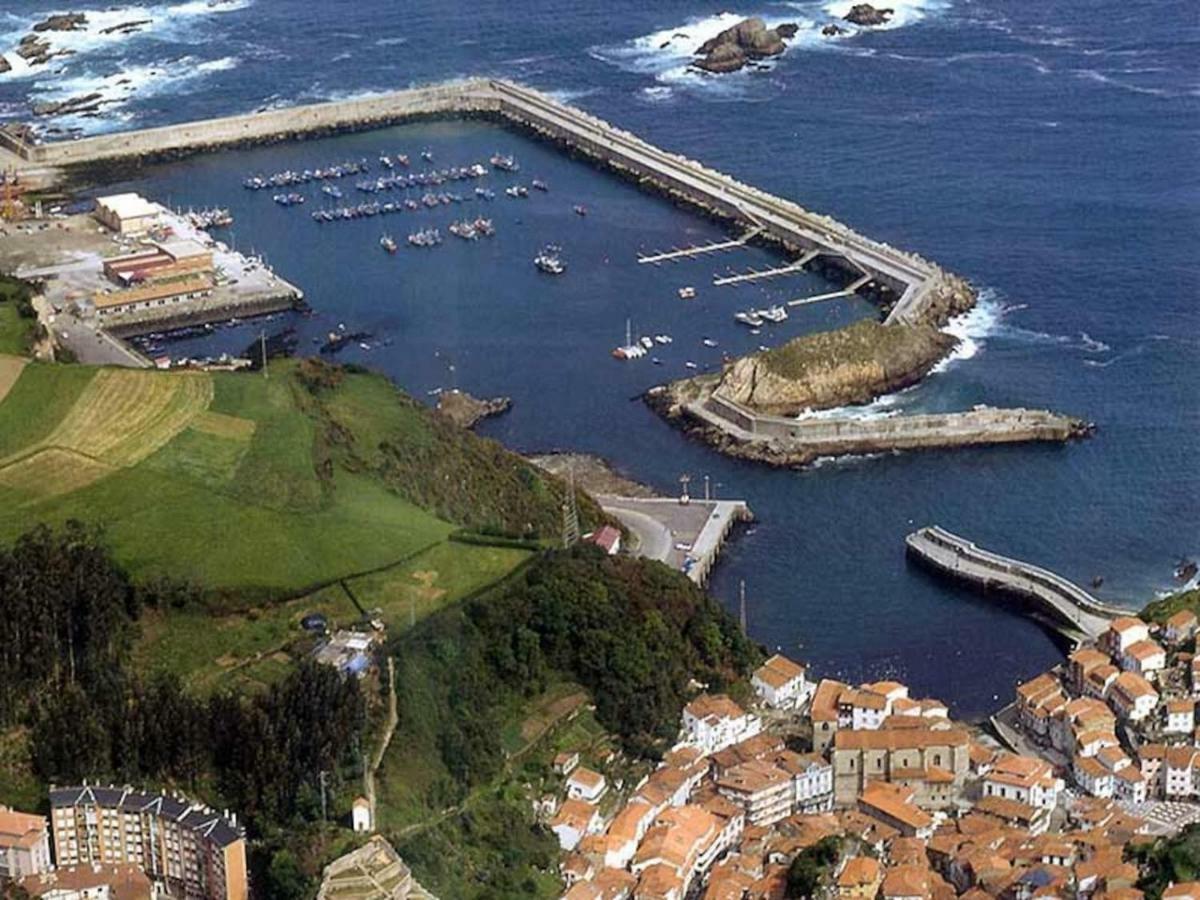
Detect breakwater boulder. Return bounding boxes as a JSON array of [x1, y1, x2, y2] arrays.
[[844, 4, 894, 26], [693, 18, 798, 74]]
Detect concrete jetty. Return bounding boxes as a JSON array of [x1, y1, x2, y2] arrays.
[[905, 525, 1128, 640], [1, 78, 967, 328], [598, 495, 752, 585], [680, 390, 1091, 466]]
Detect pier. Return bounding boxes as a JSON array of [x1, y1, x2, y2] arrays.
[[712, 260, 810, 287], [597, 495, 752, 585], [0, 78, 969, 329], [637, 229, 762, 265], [905, 525, 1128, 640], [787, 274, 874, 308]]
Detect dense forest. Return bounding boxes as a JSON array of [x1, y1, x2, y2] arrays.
[[0, 523, 367, 899]]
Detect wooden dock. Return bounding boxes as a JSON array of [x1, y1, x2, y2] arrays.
[[712, 259, 810, 287], [905, 525, 1128, 640]]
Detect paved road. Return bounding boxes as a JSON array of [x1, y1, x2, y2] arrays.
[[602, 505, 672, 563], [40, 304, 149, 368]]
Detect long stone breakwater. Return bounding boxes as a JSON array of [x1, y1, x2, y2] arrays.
[[0, 78, 966, 329], [665, 390, 1092, 467], [905, 525, 1128, 642]]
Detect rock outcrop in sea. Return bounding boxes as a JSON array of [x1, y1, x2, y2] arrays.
[[844, 4, 894, 26], [693, 18, 799, 74], [435, 389, 512, 429]]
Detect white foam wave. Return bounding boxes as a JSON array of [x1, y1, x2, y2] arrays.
[[928, 290, 1004, 374], [374, 37, 408, 47]]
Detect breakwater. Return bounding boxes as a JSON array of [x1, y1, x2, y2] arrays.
[[905, 525, 1128, 640], [659, 388, 1091, 466], [0, 78, 971, 329]]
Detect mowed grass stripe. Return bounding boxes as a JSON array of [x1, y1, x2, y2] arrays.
[[0, 364, 96, 460], [0, 355, 26, 405], [191, 410, 256, 441], [42, 369, 213, 466], [0, 448, 115, 502]]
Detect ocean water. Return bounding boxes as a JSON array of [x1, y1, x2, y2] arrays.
[[1, 0, 1197, 720]]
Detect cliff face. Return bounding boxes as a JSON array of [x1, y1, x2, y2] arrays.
[[711, 320, 956, 415]]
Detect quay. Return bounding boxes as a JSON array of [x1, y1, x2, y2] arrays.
[[683, 391, 1092, 465], [0, 78, 970, 329], [598, 495, 752, 585], [637, 229, 762, 265], [905, 525, 1129, 640]]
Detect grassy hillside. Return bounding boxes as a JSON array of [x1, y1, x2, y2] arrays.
[[0, 358, 578, 601], [1142, 587, 1200, 624], [0, 274, 35, 357]]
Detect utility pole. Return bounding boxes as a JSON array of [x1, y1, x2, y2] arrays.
[[704, 474, 710, 502], [679, 473, 691, 505], [260, 330, 268, 378], [739, 579, 747, 634]]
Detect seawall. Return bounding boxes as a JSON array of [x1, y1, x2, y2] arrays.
[[2, 78, 972, 329], [905, 525, 1127, 640], [657, 388, 1092, 467]]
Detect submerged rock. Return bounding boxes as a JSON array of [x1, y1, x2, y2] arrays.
[[844, 4, 894, 26], [822, 23, 849, 37], [436, 389, 512, 429], [693, 17, 798, 74]]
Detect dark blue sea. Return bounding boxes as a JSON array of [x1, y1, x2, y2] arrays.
[[1, 0, 1196, 720]]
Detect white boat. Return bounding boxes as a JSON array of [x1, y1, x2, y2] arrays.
[[654, 334, 672, 345], [759, 305, 789, 323], [612, 319, 646, 360], [702, 338, 718, 348], [678, 286, 696, 300], [735, 311, 764, 327], [685, 361, 698, 369], [534, 245, 566, 274], [639, 336, 654, 350]]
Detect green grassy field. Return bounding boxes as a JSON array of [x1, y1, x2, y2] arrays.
[[134, 541, 531, 694], [0, 359, 563, 599], [0, 303, 32, 357]]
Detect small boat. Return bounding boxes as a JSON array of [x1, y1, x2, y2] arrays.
[[639, 336, 654, 350], [685, 361, 698, 369], [395, 154, 410, 167], [322, 184, 343, 199], [612, 319, 647, 359], [678, 286, 696, 300], [472, 217, 495, 237], [380, 234, 398, 253], [421, 149, 434, 162], [475, 187, 496, 200], [573, 204, 587, 216], [531, 179, 549, 192], [505, 185, 529, 198], [702, 338, 718, 348], [735, 310, 765, 327], [759, 305, 789, 323], [534, 245, 566, 274], [449, 220, 479, 240], [654, 334, 672, 345], [490, 153, 519, 172]]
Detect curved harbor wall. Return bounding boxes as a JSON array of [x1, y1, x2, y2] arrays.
[[3, 78, 970, 328], [904, 525, 1126, 639]]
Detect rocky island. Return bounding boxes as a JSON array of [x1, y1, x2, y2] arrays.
[[692, 17, 799, 74], [843, 3, 895, 26]]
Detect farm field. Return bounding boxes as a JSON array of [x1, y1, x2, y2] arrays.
[[133, 540, 532, 694], [0, 358, 562, 598]]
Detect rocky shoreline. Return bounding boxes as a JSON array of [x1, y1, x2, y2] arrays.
[[527, 453, 662, 499], [434, 389, 511, 429]]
